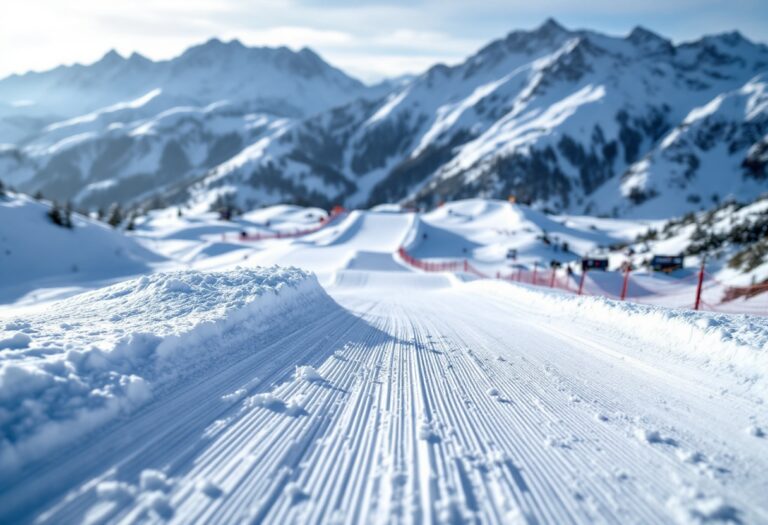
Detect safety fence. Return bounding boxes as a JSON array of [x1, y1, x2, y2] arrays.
[[397, 246, 767, 316], [223, 211, 347, 243], [397, 247, 488, 278]]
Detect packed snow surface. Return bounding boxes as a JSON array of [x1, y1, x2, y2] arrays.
[[1, 199, 767, 524]]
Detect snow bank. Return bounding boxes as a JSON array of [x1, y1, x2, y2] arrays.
[[0, 267, 330, 470], [468, 280, 768, 395]]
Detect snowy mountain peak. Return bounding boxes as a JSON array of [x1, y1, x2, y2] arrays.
[[203, 36, 244, 49], [458, 19, 576, 81], [705, 30, 756, 49], [96, 49, 125, 66], [181, 36, 246, 58], [509, 18, 571, 47], [678, 30, 768, 69], [169, 38, 360, 85], [0, 38, 374, 145], [537, 17, 568, 35], [296, 47, 331, 73], [626, 26, 674, 55], [127, 51, 151, 64]]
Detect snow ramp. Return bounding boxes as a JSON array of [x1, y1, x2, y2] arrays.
[[310, 210, 414, 251], [252, 211, 416, 273]]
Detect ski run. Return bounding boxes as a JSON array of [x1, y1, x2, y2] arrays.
[[1, 199, 768, 524]]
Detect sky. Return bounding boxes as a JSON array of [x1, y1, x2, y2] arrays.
[[2, 0, 767, 83]]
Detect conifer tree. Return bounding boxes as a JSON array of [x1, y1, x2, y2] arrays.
[[48, 201, 66, 227], [63, 201, 74, 228], [107, 203, 123, 228]]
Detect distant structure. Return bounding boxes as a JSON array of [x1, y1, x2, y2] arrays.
[[581, 258, 609, 271], [650, 255, 684, 273]]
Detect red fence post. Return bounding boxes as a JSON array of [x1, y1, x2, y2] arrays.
[[463, 259, 468, 273], [694, 260, 705, 310], [578, 270, 587, 295], [620, 265, 631, 301], [532, 262, 538, 285], [516, 267, 522, 282], [549, 268, 556, 288]]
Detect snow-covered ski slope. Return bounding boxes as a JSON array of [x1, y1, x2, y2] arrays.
[[2, 199, 768, 524], [0, 194, 168, 306]]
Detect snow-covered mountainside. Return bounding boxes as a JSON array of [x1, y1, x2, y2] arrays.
[[15, 104, 287, 209], [1, 21, 767, 217], [188, 20, 768, 216], [0, 145, 34, 188], [0, 40, 375, 208], [0, 192, 166, 304], [616, 193, 768, 282], [0, 39, 367, 137], [592, 75, 768, 218]]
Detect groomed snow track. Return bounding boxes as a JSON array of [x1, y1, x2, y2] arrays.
[[3, 271, 767, 524]]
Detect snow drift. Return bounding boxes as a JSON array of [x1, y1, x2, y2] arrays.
[[0, 267, 332, 470], [0, 193, 165, 304]]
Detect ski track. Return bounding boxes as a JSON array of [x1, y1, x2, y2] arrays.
[[3, 277, 767, 524]]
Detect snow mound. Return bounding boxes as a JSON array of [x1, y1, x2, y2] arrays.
[[0, 332, 31, 350], [0, 193, 165, 304], [0, 267, 330, 470], [295, 365, 324, 383]]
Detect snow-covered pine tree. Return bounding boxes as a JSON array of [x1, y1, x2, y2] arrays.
[[107, 203, 123, 228], [63, 202, 74, 228], [212, 193, 240, 221], [47, 201, 71, 228]]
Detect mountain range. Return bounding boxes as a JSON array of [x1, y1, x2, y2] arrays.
[[1, 19, 766, 218]]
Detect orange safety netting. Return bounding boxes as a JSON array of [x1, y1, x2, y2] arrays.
[[397, 246, 767, 316], [224, 210, 347, 242]]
